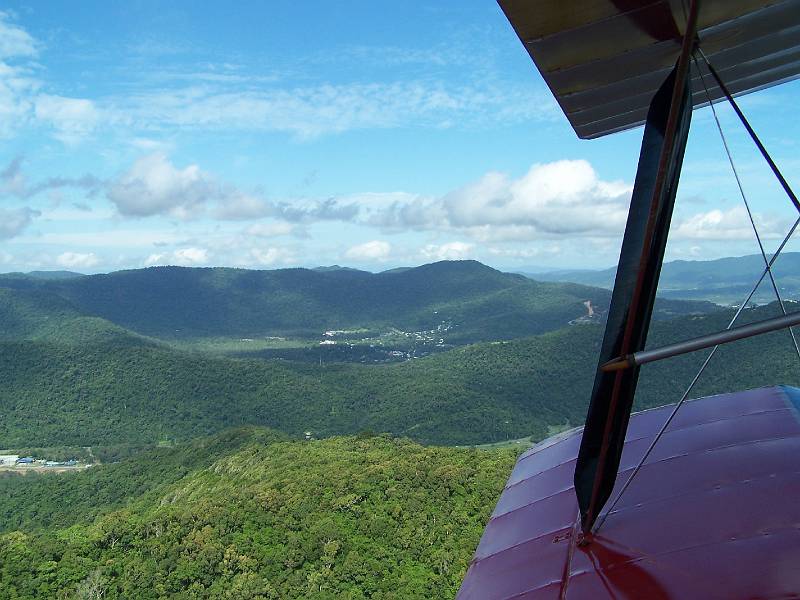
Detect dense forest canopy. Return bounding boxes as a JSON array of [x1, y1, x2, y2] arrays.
[[0, 429, 517, 599]]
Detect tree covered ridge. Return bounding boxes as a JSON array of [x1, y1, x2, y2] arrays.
[[0, 430, 517, 599], [0, 261, 714, 342], [1, 295, 797, 451]]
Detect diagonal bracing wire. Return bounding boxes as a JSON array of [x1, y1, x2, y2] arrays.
[[594, 213, 800, 534], [695, 53, 800, 364], [593, 51, 800, 534]]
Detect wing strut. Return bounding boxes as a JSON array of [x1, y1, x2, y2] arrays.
[[573, 0, 699, 536]]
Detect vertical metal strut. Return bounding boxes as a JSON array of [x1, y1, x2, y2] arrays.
[[574, 0, 699, 535]]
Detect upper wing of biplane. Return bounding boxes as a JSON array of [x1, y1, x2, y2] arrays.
[[499, 0, 800, 138]]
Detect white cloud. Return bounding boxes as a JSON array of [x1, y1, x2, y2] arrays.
[[445, 161, 631, 234], [119, 81, 556, 140], [145, 247, 209, 266], [0, 12, 557, 144], [0, 15, 41, 138], [174, 247, 208, 263], [344, 240, 391, 262], [0, 206, 38, 238], [34, 94, 98, 143], [0, 60, 39, 138], [368, 160, 632, 239], [0, 12, 37, 59], [56, 251, 99, 269], [673, 206, 788, 240], [107, 153, 214, 218], [249, 247, 295, 266], [420, 241, 473, 261]]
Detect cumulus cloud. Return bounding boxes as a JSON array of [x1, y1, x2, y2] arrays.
[[345, 240, 391, 262], [367, 160, 632, 239], [0, 206, 39, 238], [673, 206, 788, 240], [56, 251, 99, 269], [420, 241, 473, 261], [105, 153, 361, 223], [145, 246, 209, 266], [107, 153, 215, 218]]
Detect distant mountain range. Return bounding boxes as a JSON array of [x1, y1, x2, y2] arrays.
[[0, 260, 714, 344], [526, 253, 800, 305]]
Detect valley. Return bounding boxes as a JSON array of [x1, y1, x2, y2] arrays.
[[1, 259, 798, 598]]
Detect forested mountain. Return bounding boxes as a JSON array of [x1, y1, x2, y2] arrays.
[[1, 281, 796, 450], [529, 252, 800, 305], [1, 263, 798, 599], [0, 261, 714, 343], [0, 428, 516, 598]]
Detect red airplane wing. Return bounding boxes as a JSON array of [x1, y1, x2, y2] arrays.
[[458, 386, 800, 599]]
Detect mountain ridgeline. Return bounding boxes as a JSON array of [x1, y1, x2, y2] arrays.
[[0, 260, 714, 343], [528, 252, 800, 305]]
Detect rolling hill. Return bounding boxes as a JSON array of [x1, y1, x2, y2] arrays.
[[0, 260, 715, 344]]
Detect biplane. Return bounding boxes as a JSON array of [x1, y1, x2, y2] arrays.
[[457, 1, 800, 598]]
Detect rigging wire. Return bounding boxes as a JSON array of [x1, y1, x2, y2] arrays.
[[594, 215, 800, 533], [593, 51, 800, 534], [694, 54, 800, 363], [697, 48, 800, 215]]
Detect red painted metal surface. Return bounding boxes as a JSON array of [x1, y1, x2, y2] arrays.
[[457, 386, 800, 599]]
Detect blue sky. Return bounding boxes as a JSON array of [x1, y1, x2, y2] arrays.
[[1, 1, 800, 273]]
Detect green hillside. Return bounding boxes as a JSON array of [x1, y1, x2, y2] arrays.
[[0, 287, 145, 347], [1, 281, 797, 450], [0, 429, 516, 599], [0, 261, 715, 344]]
